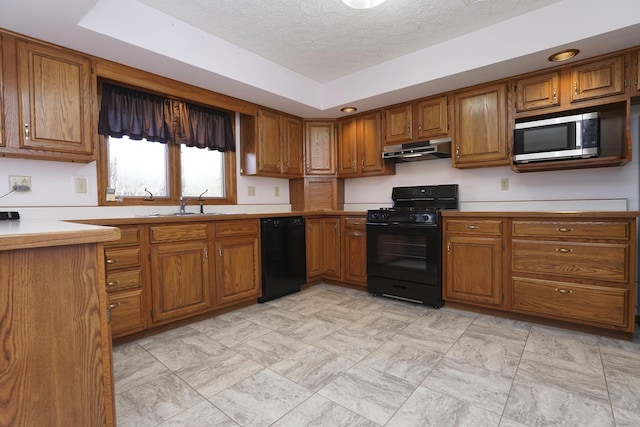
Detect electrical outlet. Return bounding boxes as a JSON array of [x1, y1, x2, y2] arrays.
[[274, 186, 280, 197], [74, 177, 88, 194], [248, 185, 256, 197], [500, 178, 509, 191], [9, 175, 31, 192]]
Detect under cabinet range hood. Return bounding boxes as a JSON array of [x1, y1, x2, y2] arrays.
[[382, 138, 452, 162]]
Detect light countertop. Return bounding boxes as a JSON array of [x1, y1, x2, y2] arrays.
[[0, 220, 120, 251]]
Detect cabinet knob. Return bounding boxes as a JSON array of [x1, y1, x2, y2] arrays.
[[218, 248, 223, 257], [465, 225, 478, 229], [107, 280, 120, 287], [554, 288, 573, 294], [574, 81, 579, 95], [552, 87, 557, 101], [455, 146, 460, 158], [24, 123, 30, 140], [108, 302, 120, 309], [361, 160, 364, 170], [106, 258, 118, 264]]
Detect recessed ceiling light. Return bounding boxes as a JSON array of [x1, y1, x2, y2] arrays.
[[548, 49, 580, 62], [341, 107, 357, 113], [341, 0, 386, 9]]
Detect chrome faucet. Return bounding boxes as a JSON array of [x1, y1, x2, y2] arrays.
[[179, 197, 189, 214]]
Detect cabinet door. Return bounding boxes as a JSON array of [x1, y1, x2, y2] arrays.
[[514, 71, 560, 112], [344, 229, 367, 285], [305, 121, 336, 175], [384, 103, 412, 144], [444, 235, 503, 307], [0, 34, 4, 149], [453, 82, 510, 168], [415, 95, 449, 139], [257, 108, 282, 174], [282, 115, 304, 176], [322, 218, 341, 279], [635, 50, 640, 93], [571, 55, 626, 102], [359, 110, 384, 174], [215, 236, 260, 307], [337, 116, 358, 176], [150, 241, 211, 323], [16, 39, 94, 156], [306, 219, 324, 278]]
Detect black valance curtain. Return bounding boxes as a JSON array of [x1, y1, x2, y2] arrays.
[[98, 83, 235, 152]]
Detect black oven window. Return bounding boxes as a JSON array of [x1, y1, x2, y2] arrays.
[[376, 232, 437, 272]]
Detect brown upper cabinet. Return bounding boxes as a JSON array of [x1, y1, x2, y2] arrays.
[[337, 110, 395, 178], [633, 49, 639, 94], [304, 120, 336, 175], [240, 107, 304, 178], [452, 82, 510, 168], [0, 34, 5, 149], [383, 94, 450, 145], [570, 54, 626, 103], [17, 39, 95, 156], [513, 52, 630, 118]]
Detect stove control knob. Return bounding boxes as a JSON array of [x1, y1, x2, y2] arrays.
[[381, 212, 390, 221], [369, 213, 378, 221], [422, 214, 431, 222], [409, 213, 417, 221]]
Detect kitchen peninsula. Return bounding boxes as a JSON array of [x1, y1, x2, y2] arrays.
[[0, 220, 119, 426]]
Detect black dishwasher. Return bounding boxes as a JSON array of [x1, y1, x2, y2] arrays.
[[258, 217, 306, 303]]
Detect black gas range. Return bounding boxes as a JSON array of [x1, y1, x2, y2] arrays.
[[366, 184, 458, 307]]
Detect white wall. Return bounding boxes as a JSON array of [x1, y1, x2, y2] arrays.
[[345, 105, 640, 211]]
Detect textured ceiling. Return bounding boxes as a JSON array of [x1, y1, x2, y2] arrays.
[[139, 0, 562, 82]]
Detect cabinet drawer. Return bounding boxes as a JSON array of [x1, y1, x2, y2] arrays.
[[149, 223, 208, 243], [512, 221, 629, 240], [445, 219, 502, 235], [345, 217, 366, 230], [109, 289, 145, 337], [512, 240, 629, 283], [106, 269, 142, 292], [104, 226, 140, 247], [512, 277, 629, 329], [105, 247, 141, 270], [215, 220, 259, 237]]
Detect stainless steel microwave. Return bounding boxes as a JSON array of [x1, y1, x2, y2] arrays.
[[513, 112, 600, 163]]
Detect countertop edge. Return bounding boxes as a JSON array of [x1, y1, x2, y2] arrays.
[[441, 211, 640, 218], [0, 222, 121, 251]]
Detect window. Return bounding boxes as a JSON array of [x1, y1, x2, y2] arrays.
[[97, 82, 236, 206]]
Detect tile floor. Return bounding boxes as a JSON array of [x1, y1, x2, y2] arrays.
[[113, 283, 640, 426]]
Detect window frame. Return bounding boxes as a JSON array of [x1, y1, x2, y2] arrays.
[[98, 136, 237, 206]]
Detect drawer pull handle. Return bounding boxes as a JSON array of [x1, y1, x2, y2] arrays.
[[556, 248, 573, 253], [108, 302, 120, 309], [466, 225, 478, 229], [554, 288, 573, 294], [556, 227, 573, 232], [352, 221, 361, 225], [106, 258, 118, 264], [107, 280, 120, 287]]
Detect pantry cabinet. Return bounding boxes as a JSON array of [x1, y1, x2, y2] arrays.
[[443, 218, 505, 308], [149, 223, 213, 324], [104, 225, 146, 338], [452, 82, 510, 168], [342, 216, 367, 286], [240, 108, 304, 177], [213, 220, 261, 308], [337, 110, 394, 178]]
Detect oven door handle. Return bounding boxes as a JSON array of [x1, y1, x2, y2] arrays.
[[366, 222, 438, 228]]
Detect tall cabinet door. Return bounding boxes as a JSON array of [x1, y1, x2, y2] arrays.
[[452, 82, 509, 168], [359, 110, 383, 174], [16, 39, 94, 155], [257, 108, 282, 174], [337, 116, 358, 176], [282, 115, 304, 176], [150, 241, 211, 323]]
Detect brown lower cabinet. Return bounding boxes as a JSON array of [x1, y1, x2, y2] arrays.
[[306, 217, 342, 281], [342, 216, 367, 286], [442, 212, 637, 337]]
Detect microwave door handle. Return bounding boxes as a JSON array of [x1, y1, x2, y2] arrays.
[[575, 120, 582, 148]]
